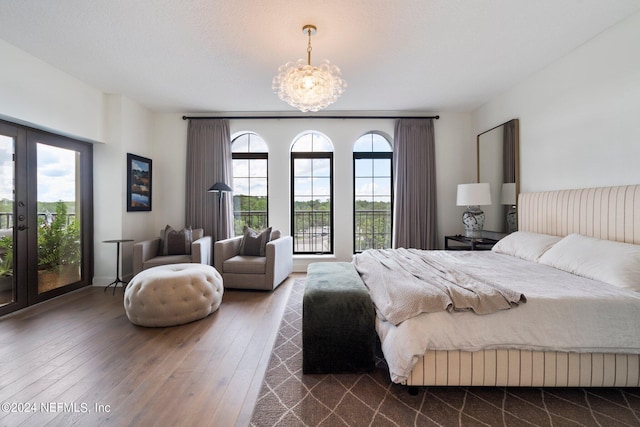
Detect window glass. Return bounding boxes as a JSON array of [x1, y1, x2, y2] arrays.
[[353, 132, 393, 253], [291, 132, 334, 254], [232, 132, 268, 235]]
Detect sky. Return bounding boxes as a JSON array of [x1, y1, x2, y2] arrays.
[[0, 137, 77, 203]]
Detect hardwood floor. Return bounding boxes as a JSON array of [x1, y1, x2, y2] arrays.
[[0, 274, 300, 426]]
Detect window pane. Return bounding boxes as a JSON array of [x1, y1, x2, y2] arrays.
[[352, 132, 393, 253], [353, 135, 372, 152], [291, 132, 333, 254], [313, 178, 331, 197], [292, 134, 312, 152], [373, 177, 391, 196], [37, 144, 81, 293], [294, 178, 312, 195], [312, 134, 333, 152], [373, 158, 391, 177], [232, 134, 249, 153], [312, 158, 330, 177], [249, 136, 268, 153], [294, 158, 312, 176], [355, 177, 373, 197], [250, 177, 268, 197], [233, 177, 249, 195], [233, 159, 249, 177], [249, 159, 267, 177], [371, 134, 392, 152], [232, 133, 269, 236], [355, 158, 373, 177]]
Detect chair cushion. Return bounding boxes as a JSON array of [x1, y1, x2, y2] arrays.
[[223, 255, 267, 274], [143, 254, 193, 270], [239, 226, 272, 256]]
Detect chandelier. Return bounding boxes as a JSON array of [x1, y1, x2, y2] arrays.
[[272, 25, 347, 112]]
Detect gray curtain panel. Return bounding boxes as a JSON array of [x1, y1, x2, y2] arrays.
[[185, 119, 234, 242], [393, 118, 438, 249]]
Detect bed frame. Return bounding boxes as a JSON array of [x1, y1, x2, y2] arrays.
[[407, 184, 640, 387]]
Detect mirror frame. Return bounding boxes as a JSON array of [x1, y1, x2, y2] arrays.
[[476, 118, 520, 233]]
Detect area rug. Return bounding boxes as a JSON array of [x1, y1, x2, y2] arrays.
[[250, 279, 640, 426]]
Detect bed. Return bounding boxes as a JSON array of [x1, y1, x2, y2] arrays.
[[353, 185, 640, 387]]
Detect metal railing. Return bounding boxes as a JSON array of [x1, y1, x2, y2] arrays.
[[293, 210, 331, 253], [0, 213, 76, 230], [354, 210, 392, 252]]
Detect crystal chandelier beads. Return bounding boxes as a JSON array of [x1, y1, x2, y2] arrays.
[[272, 25, 347, 112]]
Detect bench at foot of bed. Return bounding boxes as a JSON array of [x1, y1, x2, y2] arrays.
[[303, 262, 376, 374]]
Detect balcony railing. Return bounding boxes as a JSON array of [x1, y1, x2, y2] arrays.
[[293, 210, 331, 253], [0, 212, 76, 230], [354, 210, 392, 252]]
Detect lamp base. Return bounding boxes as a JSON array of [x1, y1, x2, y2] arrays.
[[506, 205, 517, 234], [462, 206, 485, 238]]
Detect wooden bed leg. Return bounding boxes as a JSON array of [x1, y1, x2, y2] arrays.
[[408, 386, 419, 396]]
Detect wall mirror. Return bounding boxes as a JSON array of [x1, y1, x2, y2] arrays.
[[477, 118, 520, 233]]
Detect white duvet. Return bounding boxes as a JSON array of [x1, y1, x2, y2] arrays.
[[374, 251, 640, 384]]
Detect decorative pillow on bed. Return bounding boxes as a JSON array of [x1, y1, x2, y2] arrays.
[[491, 231, 562, 262], [239, 225, 272, 257], [538, 233, 640, 292]]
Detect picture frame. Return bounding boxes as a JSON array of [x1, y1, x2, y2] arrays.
[[126, 153, 152, 212]]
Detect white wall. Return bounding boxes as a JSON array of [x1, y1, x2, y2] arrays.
[[472, 11, 640, 192], [0, 38, 158, 285], [0, 39, 105, 143], [93, 95, 156, 284], [151, 113, 474, 270]]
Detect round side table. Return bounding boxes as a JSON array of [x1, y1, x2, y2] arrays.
[[103, 239, 134, 295]]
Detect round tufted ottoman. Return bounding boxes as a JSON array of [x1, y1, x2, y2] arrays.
[[124, 263, 223, 327]]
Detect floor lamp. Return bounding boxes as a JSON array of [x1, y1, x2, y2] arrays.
[[208, 182, 233, 240]]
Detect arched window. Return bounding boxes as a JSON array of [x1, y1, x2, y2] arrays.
[[291, 132, 334, 254], [353, 132, 393, 252], [231, 132, 268, 236]]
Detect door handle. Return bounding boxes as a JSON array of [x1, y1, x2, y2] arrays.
[[17, 224, 28, 231]]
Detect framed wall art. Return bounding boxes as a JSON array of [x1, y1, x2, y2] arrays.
[[126, 153, 152, 211]]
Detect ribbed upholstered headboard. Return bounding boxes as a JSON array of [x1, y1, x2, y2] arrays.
[[518, 185, 640, 245]]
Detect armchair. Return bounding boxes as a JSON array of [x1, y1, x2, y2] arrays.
[[214, 231, 293, 291], [133, 228, 212, 275]]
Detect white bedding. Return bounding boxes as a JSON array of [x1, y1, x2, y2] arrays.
[[375, 251, 640, 384]]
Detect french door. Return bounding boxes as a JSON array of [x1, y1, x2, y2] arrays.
[[0, 120, 93, 316]]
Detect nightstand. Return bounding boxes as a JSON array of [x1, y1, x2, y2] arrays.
[[444, 231, 507, 251]]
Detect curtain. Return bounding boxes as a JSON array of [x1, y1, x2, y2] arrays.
[[393, 118, 438, 249], [503, 119, 516, 183], [185, 119, 233, 242]]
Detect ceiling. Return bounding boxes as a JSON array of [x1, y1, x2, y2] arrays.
[[1, 0, 639, 114]]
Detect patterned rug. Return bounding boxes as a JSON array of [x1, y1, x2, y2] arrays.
[[250, 279, 640, 426]]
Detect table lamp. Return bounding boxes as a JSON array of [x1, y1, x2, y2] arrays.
[[456, 183, 492, 238]]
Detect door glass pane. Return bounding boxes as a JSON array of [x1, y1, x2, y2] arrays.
[[0, 135, 14, 307], [37, 143, 81, 294]]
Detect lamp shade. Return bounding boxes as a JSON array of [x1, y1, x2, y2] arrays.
[[208, 182, 232, 193], [500, 182, 516, 205], [456, 183, 492, 206]]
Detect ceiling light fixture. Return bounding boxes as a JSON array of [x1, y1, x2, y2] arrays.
[[272, 24, 347, 112]]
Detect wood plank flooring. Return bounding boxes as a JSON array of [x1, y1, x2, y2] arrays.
[[0, 274, 300, 427]]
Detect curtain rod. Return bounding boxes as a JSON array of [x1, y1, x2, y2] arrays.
[[182, 115, 439, 120]]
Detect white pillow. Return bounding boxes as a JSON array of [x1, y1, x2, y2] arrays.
[[538, 233, 640, 292], [491, 231, 562, 262]]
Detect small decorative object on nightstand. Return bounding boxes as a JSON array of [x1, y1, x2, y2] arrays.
[[456, 183, 492, 238], [445, 231, 507, 251]]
